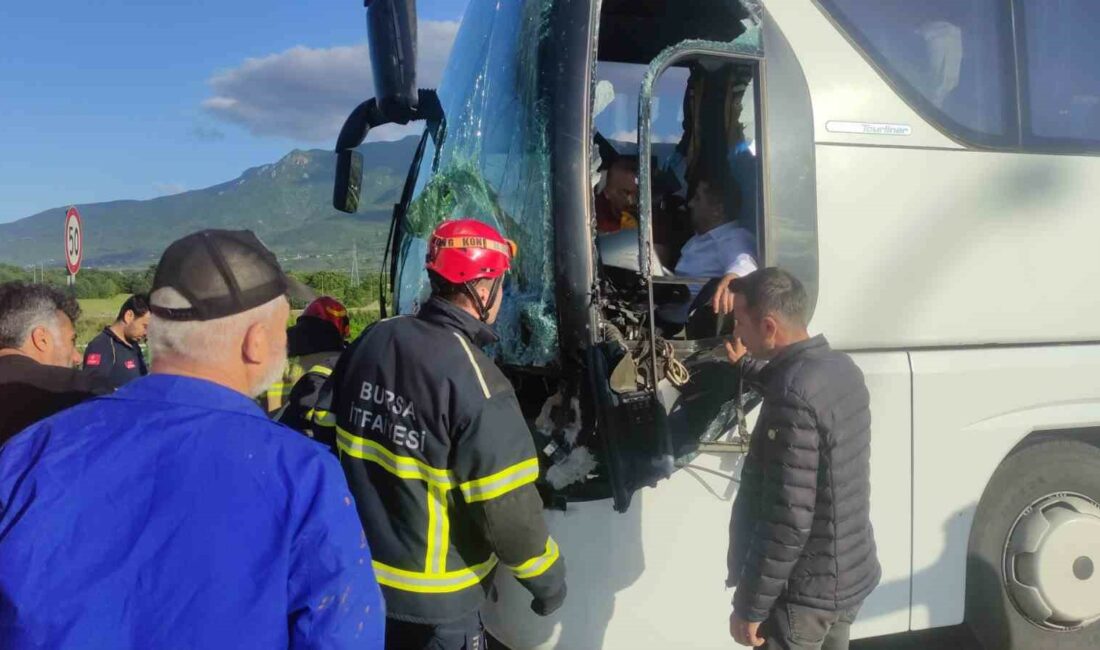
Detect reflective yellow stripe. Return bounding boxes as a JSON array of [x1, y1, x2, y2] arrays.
[[439, 487, 451, 572], [425, 484, 449, 573], [336, 427, 454, 488], [452, 333, 490, 399], [507, 537, 561, 580], [307, 364, 333, 377], [309, 409, 336, 427], [268, 382, 292, 397], [372, 556, 498, 594], [459, 458, 540, 503]]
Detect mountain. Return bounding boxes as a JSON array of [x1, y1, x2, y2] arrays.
[[0, 137, 420, 269]]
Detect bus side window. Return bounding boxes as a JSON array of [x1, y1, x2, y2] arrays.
[[1020, 0, 1100, 151], [819, 0, 1015, 146]]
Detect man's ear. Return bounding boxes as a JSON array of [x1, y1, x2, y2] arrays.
[[122, 309, 135, 325], [29, 325, 51, 353], [761, 314, 780, 344], [242, 321, 268, 365]]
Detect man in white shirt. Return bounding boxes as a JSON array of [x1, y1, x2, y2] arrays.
[[675, 179, 758, 304]]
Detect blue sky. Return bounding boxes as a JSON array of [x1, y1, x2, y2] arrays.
[[0, 0, 467, 223]]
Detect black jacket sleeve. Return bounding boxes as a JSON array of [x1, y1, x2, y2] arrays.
[[471, 484, 567, 614], [732, 389, 820, 622], [726, 445, 761, 589], [725, 355, 771, 589], [81, 334, 114, 387], [737, 356, 768, 391], [453, 391, 566, 614], [279, 370, 330, 439]]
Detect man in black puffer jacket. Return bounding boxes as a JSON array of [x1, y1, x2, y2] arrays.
[[722, 268, 880, 650]]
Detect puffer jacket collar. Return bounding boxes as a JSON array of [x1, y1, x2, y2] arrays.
[[417, 296, 499, 349], [759, 334, 828, 383]]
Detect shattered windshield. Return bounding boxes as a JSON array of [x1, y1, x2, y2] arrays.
[[396, 0, 557, 366]]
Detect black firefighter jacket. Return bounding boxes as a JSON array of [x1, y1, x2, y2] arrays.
[[317, 297, 566, 624], [727, 335, 881, 622]]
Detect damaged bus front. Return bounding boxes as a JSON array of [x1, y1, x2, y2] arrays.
[[332, 0, 816, 647], [335, 0, 796, 516], [334, 0, 1100, 648]]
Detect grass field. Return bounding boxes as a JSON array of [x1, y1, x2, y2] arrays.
[[75, 294, 380, 347], [76, 294, 127, 347], [79, 295, 128, 319]]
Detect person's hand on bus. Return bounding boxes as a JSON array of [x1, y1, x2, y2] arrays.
[[712, 272, 740, 314], [725, 337, 747, 365], [730, 611, 765, 647]]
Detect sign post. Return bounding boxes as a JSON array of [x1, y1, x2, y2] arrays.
[[64, 206, 83, 287]]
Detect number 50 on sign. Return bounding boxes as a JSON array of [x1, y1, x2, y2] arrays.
[[64, 206, 83, 282]]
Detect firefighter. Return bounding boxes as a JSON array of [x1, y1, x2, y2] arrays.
[[276, 296, 351, 436], [81, 293, 150, 390], [321, 219, 566, 649], [263, 295, 350, 417]]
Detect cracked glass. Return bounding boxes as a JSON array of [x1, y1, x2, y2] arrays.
[[396, 0, 557, 366]]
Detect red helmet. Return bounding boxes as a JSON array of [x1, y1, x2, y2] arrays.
[[425, 219, 516, 284], [302, 296, 350, 339]]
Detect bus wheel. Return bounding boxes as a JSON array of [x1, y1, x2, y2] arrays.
[[967, 438, 1100, 650]]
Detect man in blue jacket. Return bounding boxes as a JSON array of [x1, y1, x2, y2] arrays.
[[0, 230, 385, 649]]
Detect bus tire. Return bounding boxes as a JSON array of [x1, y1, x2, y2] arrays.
[[966, 438, 1100, 650]]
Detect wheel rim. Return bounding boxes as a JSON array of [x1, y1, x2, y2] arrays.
[[1002, 492, 1100, 630]]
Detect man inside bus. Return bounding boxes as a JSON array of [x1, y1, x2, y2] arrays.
[[724, 268, 880, 649], [675, 179, 756, 281], [595, 156, 639, 233], [659, 178, 757, 332]]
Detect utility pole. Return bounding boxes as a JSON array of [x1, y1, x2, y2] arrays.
[[351, 242, 361, 287]]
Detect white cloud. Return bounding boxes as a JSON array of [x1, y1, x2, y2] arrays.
[[154, 182, 186, 196], [202, 20, 459, 143]]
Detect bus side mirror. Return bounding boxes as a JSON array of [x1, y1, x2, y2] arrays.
[[334, 149, 364, 214], [367, 0, 419, 122]]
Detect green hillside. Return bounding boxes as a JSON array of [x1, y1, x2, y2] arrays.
[[0, 138, 419, 271]]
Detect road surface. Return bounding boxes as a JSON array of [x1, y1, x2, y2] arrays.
[[854, 625, 982, 650], [487, 625, 984, 649]]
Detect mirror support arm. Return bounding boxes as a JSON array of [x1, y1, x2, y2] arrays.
[[335, 89, 443, 154], [332, 89, 443, 213]]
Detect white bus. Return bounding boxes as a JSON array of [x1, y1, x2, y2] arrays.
[[333, 0, 1100, 647]]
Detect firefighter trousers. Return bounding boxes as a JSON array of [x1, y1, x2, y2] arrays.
[[385, 611, 485, 650]]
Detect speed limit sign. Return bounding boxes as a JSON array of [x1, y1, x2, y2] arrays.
[[64, 206, 83, 278]]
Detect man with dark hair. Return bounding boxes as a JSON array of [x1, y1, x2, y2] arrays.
[[723, 267, 880, 650], [0, 282, 110, 444], [676, 179, 757, 286], [595, 156, 640, 233], [318, 219, 566, 649], [82, 293, 150, 389]]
